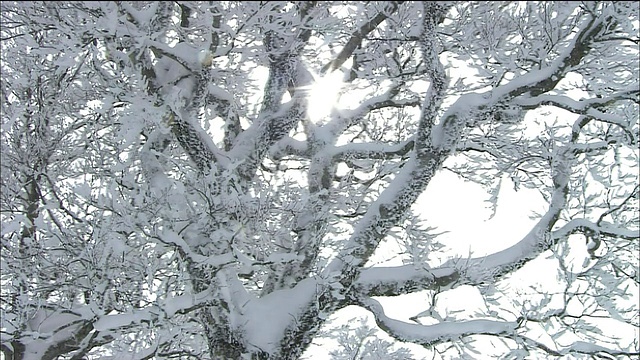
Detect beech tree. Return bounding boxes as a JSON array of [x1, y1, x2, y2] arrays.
[[1, 1, 638, 359]]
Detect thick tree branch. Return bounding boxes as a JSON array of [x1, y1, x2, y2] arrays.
[[331, 138, 415, 162], [428, 10, 614, 160], [264, 152, 334, 293], [322, 154, 444, 290], [12, 308, 95, 360], [320, 1, 451, 305], [507, 12, 609, 99], [168, 112, 223, 173], [354, 265, 459, 297], [148, 40, 198, 72], [259, 2, 316, 117], [415, 2, 450, 155], [443, 154, 569, 284], [92, 287, 216, 332], [358, 296, 519, 347], [269, 137, 311, 160], [229, 5, 319, 182], [515, 90, 639, 113], [40, 321, 94, 360], [231, 94, 307, 182], [439, 112, 604, 284]]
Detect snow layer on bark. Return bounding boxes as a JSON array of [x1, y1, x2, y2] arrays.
[[241, 279, 317, 354]]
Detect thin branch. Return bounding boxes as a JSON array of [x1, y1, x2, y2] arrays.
[[551, 218, 639, 241], [321, 1, 402, 74], [597, 184, 639, 225]]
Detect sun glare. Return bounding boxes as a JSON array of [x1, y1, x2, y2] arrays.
[[307, 69, 344, 123]]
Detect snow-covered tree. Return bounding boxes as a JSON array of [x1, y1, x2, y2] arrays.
[[1, 1, 638, 359]]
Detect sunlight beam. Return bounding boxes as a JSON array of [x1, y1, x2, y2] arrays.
[[307, 63, 348, 123]]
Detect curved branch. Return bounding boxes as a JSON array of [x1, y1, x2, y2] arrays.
[[358, 296, 519, 347], [507, 11, 609, 98], [147, 40, 197, 72], [551, 218, 639, 241], [432, 11, 614, 153], [515, 90, 639, 114], [441, 144, 572, 284]]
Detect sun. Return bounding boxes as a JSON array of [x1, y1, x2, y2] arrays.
[[307, 69, 344, 123]]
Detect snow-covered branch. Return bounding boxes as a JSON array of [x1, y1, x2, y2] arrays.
[[168, 112, 227, 172], [413, 11, 628, 286], [514, 93, 637, 131], [518, 336, 640, 358], [432, 12, 611, 149], [147, 40, 199, 72], [552, 218, 639, 241], [503, 12, 610, 99], [416, 2, 450, 154], [269, 137, 311, 159], [240, 279, 318, 358], [7, 308, 94, 360], [330, 139, 415, 162], [321, 1, 402, 74], [321, 2, 451, 303], [93, 288, 216, 332], [354, 265, 459, 297], [514, 90, 639, 114], [322, 155, 442, 288], [358, 297, 519, 347], [230, 24, 316, 179], [324, 85, 412, 137], [262, 149, 335, 293], [443, 147, 571, 284], [231, 94, 307, 181]]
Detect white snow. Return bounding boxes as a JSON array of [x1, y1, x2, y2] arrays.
[[360, 297, 517, 345], [324, 154, 424, 275], [20, 308, 93, 360], [241, 279, 317, 354], [208, 83, 234, 102], [356, 264, 456, 290], [161, 289, 213, 317]]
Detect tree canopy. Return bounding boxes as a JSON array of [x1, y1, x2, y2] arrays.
[[1, 1, 638, 359]]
